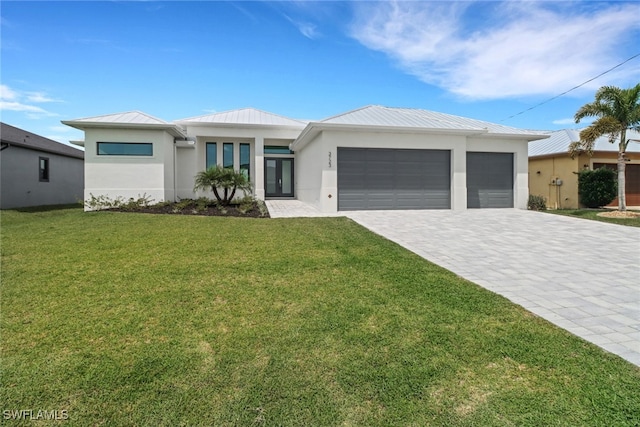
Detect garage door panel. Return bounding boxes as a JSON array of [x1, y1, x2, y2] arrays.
[[337, 148, 451, 211], [467, 152, 514, 208]]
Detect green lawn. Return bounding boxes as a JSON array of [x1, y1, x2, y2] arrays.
[[546, 208, 640, 227], [1, 207, 639, 426]]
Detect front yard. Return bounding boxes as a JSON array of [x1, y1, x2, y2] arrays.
[[546, 208, 640, 227], [1, 207, 638, 425]]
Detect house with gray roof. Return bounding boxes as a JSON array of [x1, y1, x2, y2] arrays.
[[529, 129, 640, 209], [1, 122, 84, 209], [63, 105, 548, 212]]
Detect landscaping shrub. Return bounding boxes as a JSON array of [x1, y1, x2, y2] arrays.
[[578, 168, 618, 208], [193, 166, 252, 206], [528, 194, 547, 211], [85, 193, 154, 211], [578, 168, 617, 208]]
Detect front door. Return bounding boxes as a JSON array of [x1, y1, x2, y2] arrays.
[[265, 158, 294, 197]]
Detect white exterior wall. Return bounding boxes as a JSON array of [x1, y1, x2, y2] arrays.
[[295, 132, 326, 209], [182, 125, 301, 201], [297, 130, 468, 212], [467, 136, 529, 209], [175, 145, 197, 199], [83, 128, 173, 208], [295, 129, 529, 213]]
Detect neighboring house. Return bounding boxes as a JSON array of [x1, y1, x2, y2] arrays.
[[1, 122, 85, 209], [529, 129, 640, 209], [62, 105, 548, 212]]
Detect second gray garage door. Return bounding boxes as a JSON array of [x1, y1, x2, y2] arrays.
[[467, 152, 514, 208], [337, 148, 450, 210]]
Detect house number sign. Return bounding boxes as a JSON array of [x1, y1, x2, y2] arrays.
[[328, 151, 332, 168]]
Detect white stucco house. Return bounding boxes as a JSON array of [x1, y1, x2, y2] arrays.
[[62, 105, 548, 212]]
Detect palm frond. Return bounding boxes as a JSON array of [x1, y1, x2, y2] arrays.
[[567, 140, 586, 158]]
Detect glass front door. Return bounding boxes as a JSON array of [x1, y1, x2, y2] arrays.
[[265, 158, 294, 197]]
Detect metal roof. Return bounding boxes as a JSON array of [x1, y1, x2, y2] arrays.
[[177, 108, 307, 128], [65, 111, 170, 125], [62, 111, 186, 138], [321, 105, 545, 137], [1, 122, 84, 159], [528, 129, 640, 157]]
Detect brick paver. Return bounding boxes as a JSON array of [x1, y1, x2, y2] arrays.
[[267, 201, 640, 366]]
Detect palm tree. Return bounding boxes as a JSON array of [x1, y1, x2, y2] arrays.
[[570, 84, 640, 211], [194, 165, 252, 206]]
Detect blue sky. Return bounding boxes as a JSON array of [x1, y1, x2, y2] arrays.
[[1, 1, 639, 146]]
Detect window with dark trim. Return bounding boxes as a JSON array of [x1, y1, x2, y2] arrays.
[[206, 142, 217, 169], [39, 157, 49, 182], [240, 143, 250, 180], [264, 145, 293, 155], [97, 142, 153, 156], [223, 143, 234, 169]]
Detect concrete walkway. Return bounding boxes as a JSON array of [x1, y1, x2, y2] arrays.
[[267, 200, 640, 366]]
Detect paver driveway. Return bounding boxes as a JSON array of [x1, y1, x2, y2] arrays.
[[343, 209, 640, 366]]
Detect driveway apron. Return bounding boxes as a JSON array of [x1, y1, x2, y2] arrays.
[[345, 209, 640, 366]]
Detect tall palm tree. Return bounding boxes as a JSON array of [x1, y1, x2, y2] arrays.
[[570, 84, 640, 211]]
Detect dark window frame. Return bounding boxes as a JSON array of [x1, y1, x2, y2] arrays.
[[39, 157, 49, 182], [240, 143, 251, 180], [97, 142, 153, 156], [206, 142, 217, 170], [264, 145, 294, 155], [223, 142, 234, 169]]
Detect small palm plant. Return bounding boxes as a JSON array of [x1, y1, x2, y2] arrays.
[[194, 166, 252, 206]]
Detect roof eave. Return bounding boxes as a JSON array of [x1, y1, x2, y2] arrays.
[[175, 120, 306, 131], [473, 132, 550, 141], [1, 140, 84, 159], [61, 120, 187, 138], [291, 122, 490, 151]]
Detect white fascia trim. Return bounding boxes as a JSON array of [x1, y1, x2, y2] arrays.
[[290, 122, 490, 152], [175, 121, 306, 132], [61, 120, 187, 139]]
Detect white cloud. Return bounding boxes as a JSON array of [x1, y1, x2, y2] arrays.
[[49, 125, 73, 133], [351, 1, 640, 100], [284, 14, 320, 39], [26, 92, 61, 103], [0, 84, 18, 101], [0, 85, 59, 118], [552, 118, 576, 125]]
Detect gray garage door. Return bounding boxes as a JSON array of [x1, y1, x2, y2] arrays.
[[467, 152, 514, 208], [337, 148, 450, 211]]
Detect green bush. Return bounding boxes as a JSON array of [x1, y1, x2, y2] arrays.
[[85, 193, 154, 211], [528, 195, 547, 211], [578, 167, 617, 208]]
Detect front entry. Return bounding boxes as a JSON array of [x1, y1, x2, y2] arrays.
[[265, 158, 294, 197]]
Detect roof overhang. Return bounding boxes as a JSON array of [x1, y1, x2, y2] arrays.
[[290, 122, 548, 151], [61, 120, 187, 139], [174, 120, 306, 132]]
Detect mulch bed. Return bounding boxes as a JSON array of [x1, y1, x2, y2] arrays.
[[597, 210, 640, 219], [110, 200, 270, 218]]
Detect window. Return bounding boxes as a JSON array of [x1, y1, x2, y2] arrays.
[[97, 142, 153, 156], [39, 157, 49, 182], [206, 142, 217, 169], [240, 143, 250, 180], [264, 145, 293, 155], [223, 143, 234, 169]]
